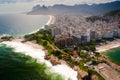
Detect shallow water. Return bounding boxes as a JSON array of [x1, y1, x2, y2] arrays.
[[102, 47, 120, 65]]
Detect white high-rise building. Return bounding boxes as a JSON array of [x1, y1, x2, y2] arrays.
[[51, 27, 61, 37], [87, 29, 91, 42], [103, 31, 113, 39], [90, 30, 96, 40]]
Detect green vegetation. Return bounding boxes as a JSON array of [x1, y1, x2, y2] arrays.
[[87, 69, 105, 80], [86, 16, 109, 22], [1, 36, 14, 41], [25, 29, 65, 60], [0, 44, 63, 80], [24, 29, 104, 80], [77, 60, 104, 80], [89, 45, 96, 52], [25, 29, 53, 42], [80, 45, 96, 52], [105, 10, 120, 16], [63, 48, 72, 55]]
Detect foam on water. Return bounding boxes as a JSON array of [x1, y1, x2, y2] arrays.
[[2, 41, 78, 80]]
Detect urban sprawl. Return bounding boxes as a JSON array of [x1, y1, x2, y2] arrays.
[[46, 15, 120, 47]]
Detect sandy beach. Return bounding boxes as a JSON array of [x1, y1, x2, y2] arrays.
[[96, 39, 120, 70], [96, 39, 120, 52], [46, 15, 55, 26]]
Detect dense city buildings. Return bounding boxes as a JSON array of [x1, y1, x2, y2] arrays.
[[46, 15, 120, 47]]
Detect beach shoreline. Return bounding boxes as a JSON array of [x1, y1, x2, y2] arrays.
[[0, 15, 83, 80], [46, 15, 55, 26], [96, 39, 120, 71], [1, 39, 78, 80], [96, 39, 120, 52], [27, 15, 55, 35]]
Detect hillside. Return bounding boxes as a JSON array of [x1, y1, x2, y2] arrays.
[[105, 9, 120, 16]]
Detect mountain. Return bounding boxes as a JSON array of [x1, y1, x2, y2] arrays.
[[28, 1, 120, 16], [105, 10, 120, 16]]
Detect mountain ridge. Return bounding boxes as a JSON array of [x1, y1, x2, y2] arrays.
[[105, 10, 120, 16], [28, 1, 120, 16]]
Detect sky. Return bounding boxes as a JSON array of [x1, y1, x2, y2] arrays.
[[0, 0, 119, 13], [0, 0, 119, 5]]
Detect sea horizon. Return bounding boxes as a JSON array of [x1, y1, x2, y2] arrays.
[[0, 13, 50, 37]]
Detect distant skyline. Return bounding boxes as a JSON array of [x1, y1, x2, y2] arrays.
[[0, 0, 119, 13]]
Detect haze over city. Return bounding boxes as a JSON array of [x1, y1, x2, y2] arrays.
[[0, 0, 119, 13]]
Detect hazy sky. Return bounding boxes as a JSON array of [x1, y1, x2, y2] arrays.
[[0, 0, 119, 4], [0, 0, 119, 13]]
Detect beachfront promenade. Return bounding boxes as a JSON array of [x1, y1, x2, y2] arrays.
[[96, 39, 120, 52]]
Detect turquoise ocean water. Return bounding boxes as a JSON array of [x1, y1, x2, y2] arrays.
[[0, 44, 63, 80], [102, 47, 120, 65]]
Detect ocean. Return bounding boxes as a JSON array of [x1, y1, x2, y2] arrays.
[[0, 14, 78, 80], [0, 14, 49, 37], [0, 43, 64, 80], [0, 41, 78, 80], [102, 47, 120, 65]]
